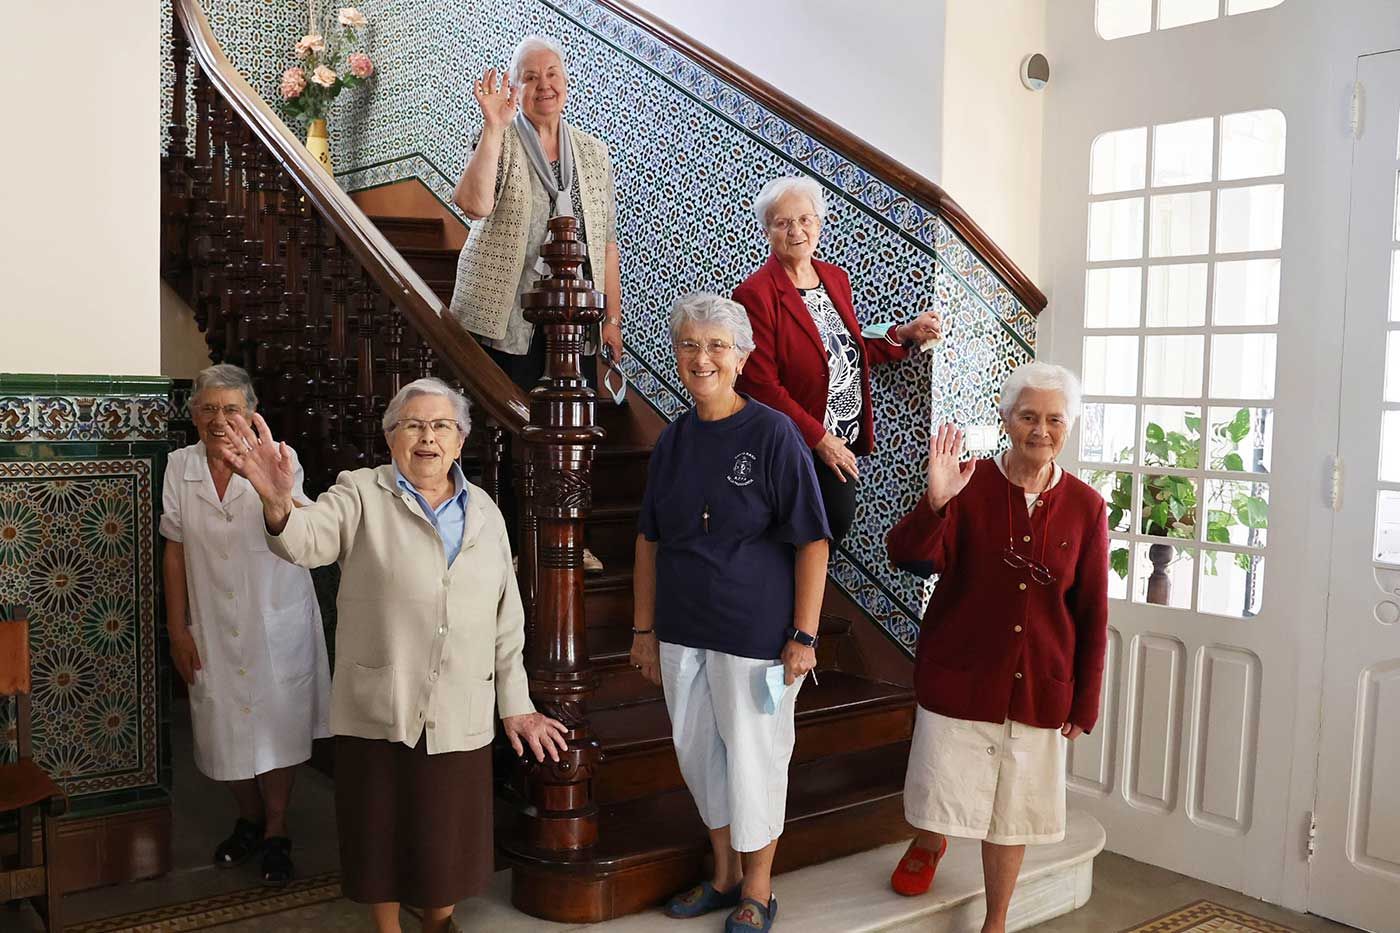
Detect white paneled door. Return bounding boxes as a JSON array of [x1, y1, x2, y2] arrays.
[[1310, 50, 1400, 933], [1067, 103, 1309, 898]]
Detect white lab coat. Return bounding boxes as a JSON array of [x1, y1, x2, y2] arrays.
[[160, 442, 331, 781]]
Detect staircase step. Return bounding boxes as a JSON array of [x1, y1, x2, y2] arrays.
[[590, 671, 913, 805], [592, 443, 653, 505], [368, 214, 446, 249], [584, 569, 634, 622], [584, 504, 640, 573], [505, 743, 918, 923]]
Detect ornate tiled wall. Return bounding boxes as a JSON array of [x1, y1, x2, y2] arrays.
[[171, 0, 1036, 651], [0, 376, 173, 814]]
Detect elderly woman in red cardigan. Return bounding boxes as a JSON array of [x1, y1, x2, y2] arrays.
[[885, 361, 1108, 933], [733, 176, 942, 544]]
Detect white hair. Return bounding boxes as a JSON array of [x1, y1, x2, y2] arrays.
[[509, 34, 567, 86], [753, 176, 829, 229], [669, 292, 755, 355], [191, 363, 257, 412], [998, 361, 1082, 424], [382, 377, 473, 437]]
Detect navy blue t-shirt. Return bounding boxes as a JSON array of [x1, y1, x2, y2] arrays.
[[638, 397, 831, 660]]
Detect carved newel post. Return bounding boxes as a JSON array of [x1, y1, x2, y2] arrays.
[[515, 216, 605, 851]]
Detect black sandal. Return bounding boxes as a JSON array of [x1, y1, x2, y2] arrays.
[[212, 817, 264, 868], [260, 836, 294, 887]]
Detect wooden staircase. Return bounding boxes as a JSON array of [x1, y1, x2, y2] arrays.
[[368, 211, 918, 921], [163, 0, 1039, 922]]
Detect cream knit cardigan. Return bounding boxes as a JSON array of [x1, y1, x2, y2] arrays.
[[267, 465, 535, 754], [449, 123, 613, 341]]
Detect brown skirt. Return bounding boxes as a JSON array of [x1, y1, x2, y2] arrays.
[[335, 734, 494, 908]]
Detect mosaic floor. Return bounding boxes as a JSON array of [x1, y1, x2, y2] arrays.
[[1123, 900, 1308, 933]]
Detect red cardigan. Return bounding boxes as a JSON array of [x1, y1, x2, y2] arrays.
[[733, 256, 907, 456], [886, 461, 1110, 733]]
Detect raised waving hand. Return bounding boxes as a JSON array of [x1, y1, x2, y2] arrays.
[[925, 423, 977, 511], [217, 413, 296, 524], [473, 67, 518, 131]]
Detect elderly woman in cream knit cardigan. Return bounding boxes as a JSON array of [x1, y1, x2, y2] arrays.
[[450, 34, 621, 572]]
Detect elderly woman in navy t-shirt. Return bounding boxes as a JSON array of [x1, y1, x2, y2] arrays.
[[630, 292, 831, 933]]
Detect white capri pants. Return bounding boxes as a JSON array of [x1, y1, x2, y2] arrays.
[[659, 642, 803, 853]]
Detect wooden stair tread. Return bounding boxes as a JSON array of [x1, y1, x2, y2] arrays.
[[590, 670, 912, 755], [584, 569, 632, 592], [507, 742, 907, 871]]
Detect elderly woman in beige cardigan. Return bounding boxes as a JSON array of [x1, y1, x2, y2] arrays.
[[218, 377, 565, 933], [450, 34, 621, 573]]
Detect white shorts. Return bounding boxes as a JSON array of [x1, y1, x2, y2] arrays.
[[659, 642, 803, 853], [903, 707, 1067, 846]]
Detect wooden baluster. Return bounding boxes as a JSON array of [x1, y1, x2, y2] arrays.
[[326, 237, 355, 470], [256, 143, 284, 376], [481, 420, 506, 507], [302, 213, 332, 489], [513, 216, 605, 857], [239, 137, 266, 368], [161, 21, 190, 282], [187, 63, 214, 334], [383, 304, 407, 402], [203, 93, 230, 362], [219, 110, 248, 366], [355, 270, 382, 465], [274, 167, 302, 439]]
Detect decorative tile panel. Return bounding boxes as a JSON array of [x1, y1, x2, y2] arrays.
[[0, 375, 172, 807], [170, 0, 1038, 650]]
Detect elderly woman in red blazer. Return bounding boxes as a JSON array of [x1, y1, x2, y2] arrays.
[[733, 176, 942, 544], [884, 361, 1108, 933]]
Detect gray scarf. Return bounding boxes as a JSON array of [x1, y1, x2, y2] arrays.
[[514, 111, 575, 221]]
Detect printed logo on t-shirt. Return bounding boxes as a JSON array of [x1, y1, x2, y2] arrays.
[[727, 451, 757, 487]]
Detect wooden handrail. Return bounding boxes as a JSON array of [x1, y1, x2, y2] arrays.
[[171, 0, 531, 432], [594, 0, 1048, 314]]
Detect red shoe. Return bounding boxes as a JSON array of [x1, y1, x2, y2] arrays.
[[890, 836, 949, 897]]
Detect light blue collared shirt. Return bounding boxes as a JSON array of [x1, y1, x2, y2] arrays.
[[394, 462, 470, 566]]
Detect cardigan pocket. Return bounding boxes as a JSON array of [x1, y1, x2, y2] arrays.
[[1030, 672, 1075, 723], [344, 662, 396, 729], [466, 677, 496, 734]]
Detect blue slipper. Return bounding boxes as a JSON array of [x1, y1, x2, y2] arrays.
[[664, 880, 742, 918], [725, 895, 778, 931]]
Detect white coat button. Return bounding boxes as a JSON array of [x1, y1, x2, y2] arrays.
[[241, 706, 251, 715], [430, 671, 439, 681], [438, 625, 448, 636], [426, 720, 436, 729], [986, 746, 996, 755], [225, 513, 234, 523]]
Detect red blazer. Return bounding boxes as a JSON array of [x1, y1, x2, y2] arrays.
[[886, 461, 1110, 733], [733, 256, 908, 457]]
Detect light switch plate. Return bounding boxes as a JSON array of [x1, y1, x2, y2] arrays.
[[963, 424, 1000, 452]]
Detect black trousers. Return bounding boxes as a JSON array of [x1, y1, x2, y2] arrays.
[[812, 450, 859, 547], [484, 328, 598, 548]]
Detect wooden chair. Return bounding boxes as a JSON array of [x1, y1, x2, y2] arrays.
[[1, 606, 66, 931]]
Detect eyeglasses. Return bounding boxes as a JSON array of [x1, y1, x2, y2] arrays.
[[675, 339, 736, 357], [195, 404, 246, 418], [1003, 545, 1056, 585], [392, 419, 462, 438], [768, 214, 820, 232]]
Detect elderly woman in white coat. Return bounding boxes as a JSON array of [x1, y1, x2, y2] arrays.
[[161, 364, 330, 886], [219, 377, 567, 933]]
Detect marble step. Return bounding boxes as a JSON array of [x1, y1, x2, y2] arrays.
[[457, 810, 1105, 931]]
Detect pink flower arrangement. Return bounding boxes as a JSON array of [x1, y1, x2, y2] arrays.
[[347, 53, 374, 79], [280, 9, 375, 123], [280, 66, 307, 100]]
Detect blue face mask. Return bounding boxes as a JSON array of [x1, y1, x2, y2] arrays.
[[600, 343, 627, 405], [763, 663, 789, 714]]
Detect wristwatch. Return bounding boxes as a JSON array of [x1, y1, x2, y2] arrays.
[[786, 627, 818, 648]]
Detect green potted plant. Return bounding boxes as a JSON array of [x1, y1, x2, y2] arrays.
[[1093, 408, 1267, 605]]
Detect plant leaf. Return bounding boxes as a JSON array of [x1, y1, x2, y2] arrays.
[[1110, 547, 1129, 579]]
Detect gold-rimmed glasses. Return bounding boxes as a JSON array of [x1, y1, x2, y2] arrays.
[[392, 418, 462, 438], [675, 339, 736, 357]]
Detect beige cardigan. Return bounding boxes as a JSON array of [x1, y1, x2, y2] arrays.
[[266, 465, 534, 754], [448, 122, 614, 342]]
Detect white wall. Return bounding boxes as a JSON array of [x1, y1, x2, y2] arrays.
[[940, 0, 1048, 283], [627, 0, 946, 183], [0, 2, 160, 376]]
